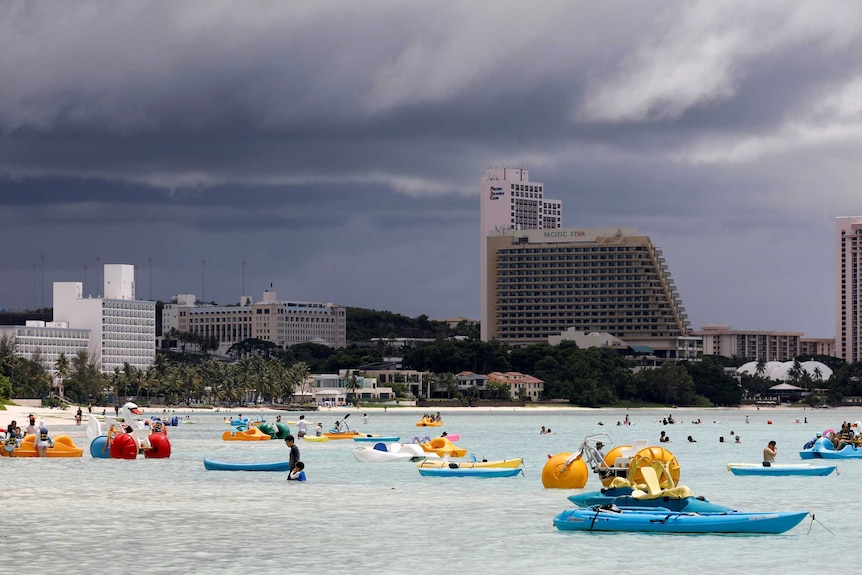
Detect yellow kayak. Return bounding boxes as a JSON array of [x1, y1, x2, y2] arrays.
[[323, 430, 361, 440], [303, 435, 329, 442]]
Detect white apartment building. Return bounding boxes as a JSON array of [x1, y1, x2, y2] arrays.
[[52, 264, 156, 374], [480, 167, 562, 340], [173, 290, 347, 355], [694, 324, 803, 362], [0, 321, 90, 376], [837, 216, 862, 364]]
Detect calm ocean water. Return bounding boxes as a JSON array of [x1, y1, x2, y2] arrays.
[[1, 406, 856, 574]]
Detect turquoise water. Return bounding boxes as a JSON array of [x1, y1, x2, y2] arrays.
[[1, 407, 855, 574]]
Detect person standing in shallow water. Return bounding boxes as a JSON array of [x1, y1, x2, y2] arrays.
[[763, 440, 777, 466], [284, 435, 300, 473]]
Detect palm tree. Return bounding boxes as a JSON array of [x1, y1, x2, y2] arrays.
[[55, 352, 69, 400], [346, 371, 361, 404], [287, 361, 311, 404]]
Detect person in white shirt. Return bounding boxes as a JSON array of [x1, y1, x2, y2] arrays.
[[296, 415, 308, 438]]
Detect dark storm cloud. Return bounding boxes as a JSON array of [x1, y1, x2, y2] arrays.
[[2, 1, 862, 336]]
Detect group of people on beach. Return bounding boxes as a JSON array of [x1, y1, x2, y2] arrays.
[[3, 414, 54, 456]]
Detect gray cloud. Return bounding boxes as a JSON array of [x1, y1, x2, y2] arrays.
[[2, 1, 861, 337]]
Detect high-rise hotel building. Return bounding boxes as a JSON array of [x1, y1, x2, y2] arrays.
[[837, 216, 862, 363], [480, 167, 562, 340], [481, 168, 694, 358]]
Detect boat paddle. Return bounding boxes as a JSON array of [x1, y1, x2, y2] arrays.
[[342, 413, 351, 431]]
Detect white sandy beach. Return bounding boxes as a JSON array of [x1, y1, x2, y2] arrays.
[[1, 399, 787, 430]]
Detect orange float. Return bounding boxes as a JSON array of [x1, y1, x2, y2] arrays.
[[541, 452, 589, 489]]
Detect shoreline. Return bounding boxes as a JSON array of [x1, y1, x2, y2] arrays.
[[1, 400, 813, 429]]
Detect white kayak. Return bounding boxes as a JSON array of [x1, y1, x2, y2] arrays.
[[353, 442, 440, 463], [727, 462, 837, 476]]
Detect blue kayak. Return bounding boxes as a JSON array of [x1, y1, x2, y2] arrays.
[[567, 487, 735, 513], [727, 463, 837, 476], [203, 458, 292, 472], [353, 435, 401, 442], [553, 506, 809, 534]]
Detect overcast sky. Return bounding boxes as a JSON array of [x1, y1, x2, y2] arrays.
[[2, 1, 861, 338]]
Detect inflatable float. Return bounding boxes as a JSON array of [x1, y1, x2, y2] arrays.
[[203, 458, 292, 471], [88, 403, 171, 459], [1, 433, 83, 458], [553, 507, 809, 534]]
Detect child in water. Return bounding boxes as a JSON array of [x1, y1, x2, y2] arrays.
[[287, 461, 307, 481], [35, 425, 54, 457]]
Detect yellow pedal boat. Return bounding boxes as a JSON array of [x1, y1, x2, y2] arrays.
[[2, 434, 84, 457], [416, 417, 442, 427], [420, 437, 467, 457], [222, 428, 272, 441]]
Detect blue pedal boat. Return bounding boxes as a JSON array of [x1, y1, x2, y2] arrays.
[[567, 487, 735, 513], [800, 437, 862, 459]]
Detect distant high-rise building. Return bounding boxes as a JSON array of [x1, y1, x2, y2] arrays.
[[837, 216, 862, 363], [480, 167, 562, 340], [52, 264, 156, 374], [484, 227, 693, 357], [479, 167, 694, 358]]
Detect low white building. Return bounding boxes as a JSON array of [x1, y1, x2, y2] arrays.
[[0, 320, 90, 377]]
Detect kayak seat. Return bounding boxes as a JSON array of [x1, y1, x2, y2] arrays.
[[373, 442, 387, 452]]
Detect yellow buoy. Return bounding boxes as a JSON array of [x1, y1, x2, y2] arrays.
[[542, 452, 588, 489]]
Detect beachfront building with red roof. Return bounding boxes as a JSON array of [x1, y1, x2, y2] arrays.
[[486, 371, 544, 401]]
